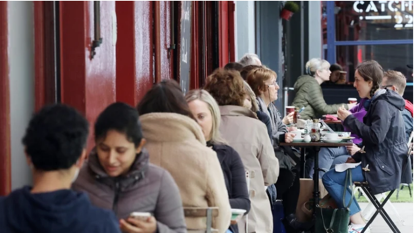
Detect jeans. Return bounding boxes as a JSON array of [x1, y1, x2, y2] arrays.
[[322, 165, 365, 216], [307, 146, 349, 178]]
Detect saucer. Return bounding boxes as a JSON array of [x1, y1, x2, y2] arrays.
[[322, 139, 343, 143]]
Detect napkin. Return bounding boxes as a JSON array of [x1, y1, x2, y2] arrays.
[[335, 162, 361, 172]]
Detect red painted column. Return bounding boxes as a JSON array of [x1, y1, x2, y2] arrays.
[[158, 1, 173, 81], [116, 1, 154, 106], [34, 2, 46, 111], [228, 1, 236, 62], [60, 1, 116, 150], [218, 1, 229, 67], [115, 1, 136, 106], [0, 1, 11, 195]]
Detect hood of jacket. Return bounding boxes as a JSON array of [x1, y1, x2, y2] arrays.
[[87, 148, 149, 189], [139, 113, 206, 145], [219, 105, 258, 119], [2, 186, 102, 233], [293, 75, 317, 92], [371, 89, 405, 111], [404, 99, 413, 116]]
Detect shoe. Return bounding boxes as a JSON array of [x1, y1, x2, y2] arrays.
[[348, 224, 370, 233]]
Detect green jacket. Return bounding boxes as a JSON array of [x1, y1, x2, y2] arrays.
[[292, 75, 349, 120]]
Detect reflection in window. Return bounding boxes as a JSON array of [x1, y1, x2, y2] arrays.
[[336, 44, 413, 82]]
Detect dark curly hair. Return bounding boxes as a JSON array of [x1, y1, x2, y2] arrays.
[[356, 60, 384, 97], [204, 68, 245, 106], [95, 102, 143, 148], [22, 104, 89, 171], [137, 79, 195, 120]]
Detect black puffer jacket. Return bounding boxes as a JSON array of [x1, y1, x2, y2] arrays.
[[344, 89, 408, 195]]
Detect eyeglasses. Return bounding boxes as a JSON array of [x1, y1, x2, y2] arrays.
[[266, 81, 278, 87]]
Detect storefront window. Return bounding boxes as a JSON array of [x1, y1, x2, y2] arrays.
[[336, 44, 413, 82], [335, 1, 413, 41]]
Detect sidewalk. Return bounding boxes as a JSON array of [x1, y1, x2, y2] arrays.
[[359, 202, 413, 233]]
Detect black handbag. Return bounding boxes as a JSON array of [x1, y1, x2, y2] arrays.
[[315, 169, 354, 233]]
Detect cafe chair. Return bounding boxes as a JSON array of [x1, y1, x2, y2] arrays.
[[353, 182, 401, 233], [184, 207, 219, 233]]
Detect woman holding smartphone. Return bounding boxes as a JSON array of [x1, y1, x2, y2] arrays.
[[73, 102, 186, 233]]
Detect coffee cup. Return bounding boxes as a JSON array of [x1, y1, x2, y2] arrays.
[[286, 106, 295, 114], [293, 131, 302, 139], [348, 98, 357, 104], [326, 133, 339, 140]]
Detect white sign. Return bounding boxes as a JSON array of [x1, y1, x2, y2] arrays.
[[353, 1, 413, 28]]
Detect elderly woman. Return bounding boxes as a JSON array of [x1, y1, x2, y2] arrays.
[[246, 66, 312, 233], [204, 68, 279, 233], [186, 89, 250, 233], [292, 58, 356, 119], [323, 60, 408, 233], [137, 80, 231, 233]]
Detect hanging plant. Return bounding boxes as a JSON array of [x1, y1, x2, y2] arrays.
[[281, 1, 300, 20]]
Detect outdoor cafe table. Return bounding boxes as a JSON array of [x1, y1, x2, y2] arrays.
[[279, 141, 353, 217]]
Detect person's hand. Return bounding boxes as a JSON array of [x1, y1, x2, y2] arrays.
[[337, 105, 352, 121], [120, 217, 157, 233], [283, 112, 294, 125], [285, 132, 296, 143], [347, 102, 357, 110], [346, 144, 360, 156], [345, 157, 356, 163]]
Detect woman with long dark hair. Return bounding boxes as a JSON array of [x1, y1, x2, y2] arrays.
[[323, 60, 408, 233]]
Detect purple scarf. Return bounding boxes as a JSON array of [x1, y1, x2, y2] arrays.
[[343, 98, 368, 144]]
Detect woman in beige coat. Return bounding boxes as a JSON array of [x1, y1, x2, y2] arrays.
[[205, 68, 279, 233], [137, 80, 231, 233]]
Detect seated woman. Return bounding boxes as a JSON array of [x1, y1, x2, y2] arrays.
[[307, 97, 368, 178], [292, 58, 355, 120], [246, 66, 311, 233], [186, 89, 250, 233], [204, 68, 279, 233], [137, 80, 231, 233], [72, 102, 186, 233], [323, 60, 408, 233]]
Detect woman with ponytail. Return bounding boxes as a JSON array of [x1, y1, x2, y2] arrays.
[[322, 60, 408, 233], [291, 58, 355, 119]]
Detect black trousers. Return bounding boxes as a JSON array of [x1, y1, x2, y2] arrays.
[[275, 167, 300, 217]]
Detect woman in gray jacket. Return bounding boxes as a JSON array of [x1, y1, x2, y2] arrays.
[[73, 102, 186, 233]]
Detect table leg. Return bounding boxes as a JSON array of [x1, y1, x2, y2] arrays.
[[300, 148, 306, 178], [313, 147, 321, 216]]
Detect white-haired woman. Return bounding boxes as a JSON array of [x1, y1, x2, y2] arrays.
[[292, 58, 356, 119], [185, 89, 250, 233]]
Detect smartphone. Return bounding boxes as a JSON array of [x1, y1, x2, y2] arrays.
[[129, 212, 152, 221]]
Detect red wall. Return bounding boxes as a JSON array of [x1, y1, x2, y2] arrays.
[[60, 1, 116, 150], [116, 1, 153, 107], [0, 1, 11, 196]]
